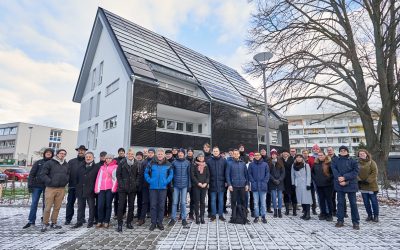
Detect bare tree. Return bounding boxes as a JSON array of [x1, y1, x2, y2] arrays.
[[248, 0, 400, 181]]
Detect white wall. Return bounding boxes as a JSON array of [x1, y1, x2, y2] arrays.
[[77, 15, 131, 159]]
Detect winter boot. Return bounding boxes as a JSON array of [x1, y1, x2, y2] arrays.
[[292, 204, 297, 216], [284, 203, 290, 215], [278, 209, 282, 218], [200, 215, 205, 224], [312, 204, 317, 215], [373, 216, 379, 222], [366, 215, 373, 222], [117, 224, 122, 233], [273, 209, 278, 218], [195, 216, 200, 224]]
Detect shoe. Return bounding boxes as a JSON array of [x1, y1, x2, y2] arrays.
[[195, 217, 200, 225], [278, 209, 282, 218], [335, 221, 344, 227], [284, 203, 290, 215], [64, 221, 71, 225], [253, 217, 259, 223], [113, 215, 118, 220], [326, 216, 333, 222], [267, 208, 273, 213], [293, 205, 297, 216], [366, 215, 373, 222], [96, 223, 103, 228], [210, 216, 216, 222], [208, 213, 212, 218], [182, 219, 188, 226], [223, 210, 228, 214], [23, 223, 33, 229], [200, 216, 205, 224], [344, 213, 348, 218], [168, 219, 176, 227], [157, 224, 164, 230], [117, 224, 122, 232], [137, 219, 145, 226], [189, 214, 194, 220], [373, 216, 379, 222], [41, 224, 49, 232], [87, 223, 94, 228], [72, 223, 83, 229], [273, 209, 278, 218], [353, 224, 360, 230], [304, 211, 311, 220], [134, 214, 139, 218], [318, 214, 327, 220], [149, 223, 156, 231], [104, 223, 109, 229], [262, 217, 267, 224], [219, 216, 226, 222], [51, 224, 62, 229], [312, 208, 317, 215], [126, 223, 134, 229], [93, 221, 98, 225]]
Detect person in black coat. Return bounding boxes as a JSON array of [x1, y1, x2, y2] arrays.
[[93, 151, 107, 224], [134, 151, 144, 218], [191, 153, 210, 224], [268, 149, 285, 218], [113, 147, 126, 219], [186, 147, 196, 220], [23, 148, 54, 229], [282, 149, 297, 216], [116, 148, 140, 232], [65, 145, 87, 225], [137, 148, 155, 226], [72, 152, 99, 228]]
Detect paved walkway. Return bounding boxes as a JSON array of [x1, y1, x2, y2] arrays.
[[0, 205, 399, 249]]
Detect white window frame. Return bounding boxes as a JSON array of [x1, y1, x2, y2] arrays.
[[104, 116, 117, 131], [91, 68, 97, 91], [96, 92, 101, 117], [98, 61, 104, 85], [89, 97, 93, 120]]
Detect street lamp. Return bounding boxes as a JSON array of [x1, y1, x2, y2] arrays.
[[253, 52, 273, 154], [26, 126, 33, 166]]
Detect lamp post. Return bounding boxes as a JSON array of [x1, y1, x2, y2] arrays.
[[253, 52, 273, 154], [26, 126, 33, 166]]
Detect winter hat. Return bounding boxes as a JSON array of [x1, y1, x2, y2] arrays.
[[339, 145, 349, 153], [281, 148, 289, 154], [117, 147, 125, 153], [57, 149, 67, 155], [43, 148, 54, 158], [99, 151, 107, 157], [187, 147, 194, 153], [165, 149, 172, 154], [136, 151, 144, 157], [148, 148, 156, 153], [197, 152, 205, 158], [178, 148, 186, 154], [312, 144, 321, 151], [248, 152, 255, 157], [270, 148, 278, 156], [75, 145, 88, 151]]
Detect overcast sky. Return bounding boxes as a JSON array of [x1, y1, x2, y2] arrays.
[[0, 0, 317, 131]]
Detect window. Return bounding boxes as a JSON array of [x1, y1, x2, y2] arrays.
[[93, 124, 98, 150], [3, 128, 10, 135], [198, 124, 203, 134], [104, 116, 117, 130], [157, 119, 165, 129], [91, 68, 97, 90], [352, 137, 360, 143], [327, 138, 333, 143], [89, 97, 93, 120], [48, 142, 61, 150], [98, 61, 103, 85], [96, 92, 101, 117], [49, 130, 62, 142], [176, 122, 184, 131], [0, 140, 15, 149], [86, 127, 91, 149], [0, 129, 3, 136], [0, 154, 13, 160], [167, 120, 175, 130], [186, 123, 193, 132], [9, 127, 17, 135], [106, 79, 119, 96]]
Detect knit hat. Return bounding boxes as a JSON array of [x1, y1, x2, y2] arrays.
[[99, 151, 107, 157], [187, 147, 194, 153], [197, 152, 205, 158], [339, 145, 349, 153], [43, 148, 54, 158], [178, 148, 186, 154], [165, 149, 172, 154], [148, 148, 156, 153], [248, 152, 255, 157], [136, 151, 144, 157], [270, 148, 278, 156], [117, 147, 125, 153], [281, 148, 289, 154], [312, 144, 321, 151]]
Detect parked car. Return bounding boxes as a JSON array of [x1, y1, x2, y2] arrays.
[[0, 171, 7, 183], [387, 155, 400, 181], [3, 168, 29, 181]]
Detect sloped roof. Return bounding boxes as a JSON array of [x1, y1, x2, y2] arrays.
[[99, 8, 263, 109]]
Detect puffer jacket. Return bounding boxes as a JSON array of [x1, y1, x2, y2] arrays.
[[331, 155, 359, 192], [40, 157, 69, 188], [172, 158, 191, 189], [67, 156, 85, 188], [248, 159, 269, 192], [145, 158, 173, 190], [207, 155, 227, 192], [268, 158, 285, 191], [226, 159, 248, 188], [28, 157, 52, 189], [312, 157, 333, 187], [358, 158, 379, 192], [76, 161, 99, 198], [117, 158, 140, 193], [283, 156, 294, 192], [95, 160, 118, 193]]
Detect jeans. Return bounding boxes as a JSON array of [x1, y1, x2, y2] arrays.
[[361, 192, 379, 217], [283, 185, 297, 205], [149, 189, 167, 225], [117, 191, 136, 224], [28, 187, 45, 224], [172, 187, 187, 220], [316, 186, 333, 216], [230, 187, 246, 220], [337, 191, 360, 224], [253, 191, 266, 217], [210, 191, 224, 216], [65, 187, 76, 222], [77, 196, 95, 224], [271, 189, 283, 209], [97, 190, 113, 223]]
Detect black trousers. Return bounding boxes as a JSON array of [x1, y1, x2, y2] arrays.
[[193, 187, 207, 217], [283, 186, 297, 205], [65, 187, 76, 222], [140, 187, 150, 220], [266, 192, 271, 210], [249, 191, 254, 212], [311, 185, 317, 210], [189, 188, 195, 216], [165, 186, 173, 216], [230, 187, 246, 219], [94, 193, 98, 222], [224, 188, 228, 212], [77, 196, 95, 224], [316, 186, 334, 216], [137, 188, 143, 216], [332, 190, 347, 214], [117, 191, 136, 224]]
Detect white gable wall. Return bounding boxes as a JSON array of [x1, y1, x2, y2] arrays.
[[77, 15, 131, 159]]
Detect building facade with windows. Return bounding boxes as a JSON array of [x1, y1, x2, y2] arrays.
[[73, 8, 289, 156], [0, 122, 77, 165], [287, 113, 400, 155]]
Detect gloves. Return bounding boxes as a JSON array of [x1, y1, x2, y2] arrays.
[[358, 180, 368, 185], [306, 185, 311, 190], [273, 179, 280, 185]]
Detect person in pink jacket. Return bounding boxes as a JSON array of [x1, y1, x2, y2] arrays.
[[94, 154, 118, 228]]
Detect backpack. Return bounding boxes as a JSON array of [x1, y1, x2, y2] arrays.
[[230, 204, 248, 225]]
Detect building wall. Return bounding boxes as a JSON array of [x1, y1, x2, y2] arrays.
[[77, 16, 131, 158]]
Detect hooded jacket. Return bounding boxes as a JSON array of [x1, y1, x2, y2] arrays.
[[67, 155, 85, 188], [76, 161, 99, 198], [28, 149, 54, 189], [268, 158, 285, 191], [117, 158, 140, 193], [144, 158, 173, 190], [312, 157, 334, 187], [226, 158, 249, 188], [95, 160, 118, 193], [248, 158, 269, 192], [172, 157, 191, 189], [207, 155, 227, 192], [40, 157, 69, 188], [358, 152, 379, 192], [331, 154, 359, 192]]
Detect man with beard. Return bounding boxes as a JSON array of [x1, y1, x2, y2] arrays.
[[65, 145, 87, 225]]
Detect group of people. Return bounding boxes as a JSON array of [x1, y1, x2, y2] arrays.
[[23, 142, 379, 233]]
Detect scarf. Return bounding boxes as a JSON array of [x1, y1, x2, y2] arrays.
[[126, 158, 134, 166], [196, 161, 206, 174], [85, 161, 94, 168], [53, 156, 65, 165], [293, 161, 304, 171]]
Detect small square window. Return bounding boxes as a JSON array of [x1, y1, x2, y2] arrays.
[[157, 119, 165, 129], [186, 123, 193, 132], [198, 124, 203, 134], [167, 121, 175, 130], [176, 122, 184, 131]]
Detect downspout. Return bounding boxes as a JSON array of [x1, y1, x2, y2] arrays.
[[125, 74, 135, 149]]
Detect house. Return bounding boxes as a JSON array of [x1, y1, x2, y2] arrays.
[[73, 7, 289, 156]]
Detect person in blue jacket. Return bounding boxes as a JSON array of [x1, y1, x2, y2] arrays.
[[331, 145, 360, 230], [145, 149, 173, 231], [226, 149, 249, 223], [207, 146, 228, 222], [248, 151, 269, 223], [168, 148, 191, 227]]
